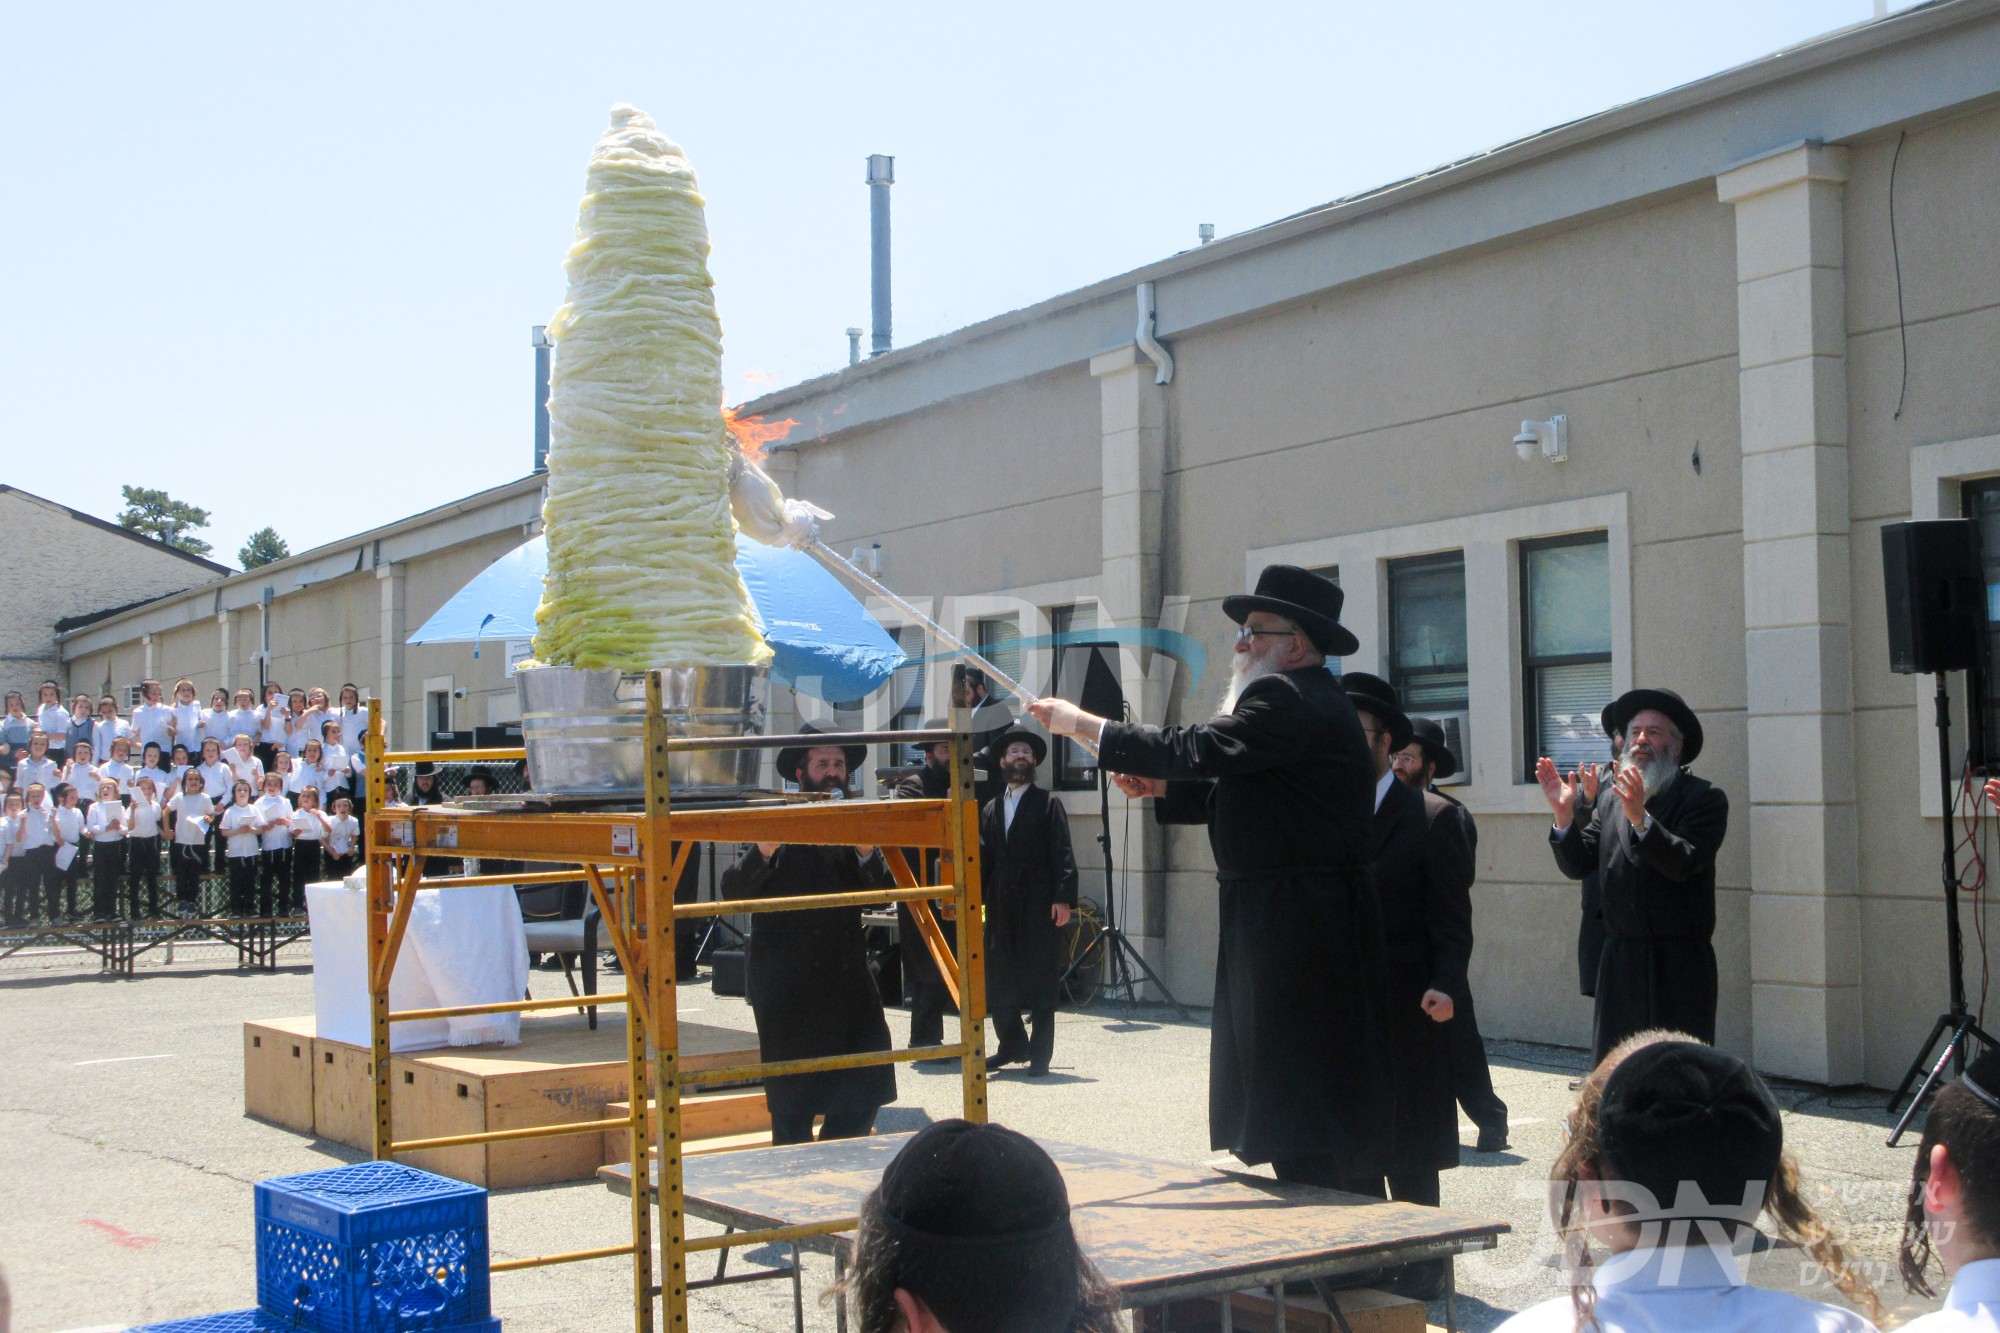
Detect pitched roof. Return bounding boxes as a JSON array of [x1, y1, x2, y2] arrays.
[[0, 485, 233, 576]]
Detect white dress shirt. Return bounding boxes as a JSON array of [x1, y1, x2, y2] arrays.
[[93, 716, 130, 754], [202, 708, 237, 744], [225, 751, 264, 789], [13, 802, 55, 849], [254, 794, 294, 850], [225, 707, 260, 740], [130, 703, 174, 751], [15, 755, 58, 792], [128, 797, 162, 839], [1374, 767, 1395, 813], [1002, 781, 1028, 832], [196, 761, 236, 805], [37, 703, 74, 746], [1901, 1257, 2000, 1331], [167, 792, 213, 845], [221, 804, 262, 857], [327, 814, 360, 857], [318, 744, 352, 789], [168, 701, 203, 746], [1492, 1241, 1879, 1333], [87, 802, 128, 842]]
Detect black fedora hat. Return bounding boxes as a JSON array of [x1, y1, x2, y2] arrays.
[[1604, 687, 1703, 766], [1408, 716, 1458, 781], [774, 723, 869, 786], [1341, 672, 1412, 753], [913, 719, 954, 755], [1221, 565, 1360, 659], [985, 726, 1048, 766]]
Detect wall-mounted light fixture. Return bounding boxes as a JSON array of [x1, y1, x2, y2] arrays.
[[1514, 414, 1568, 464]]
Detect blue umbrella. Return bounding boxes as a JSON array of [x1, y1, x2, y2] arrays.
[[406, 534, 907, 702]]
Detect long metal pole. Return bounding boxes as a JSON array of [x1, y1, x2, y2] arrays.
[[644, 672, 688, 1333], [803, 536, 1099, 758], [364, 698, 393, 1160]]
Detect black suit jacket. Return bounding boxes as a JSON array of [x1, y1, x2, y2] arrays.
[[978, 783, 1078, 1011], [893, 762, 958, 987], [1373, 779, 1475, 999], [1099, 668, 1374, 876], [1551, 771, 1729, 942]]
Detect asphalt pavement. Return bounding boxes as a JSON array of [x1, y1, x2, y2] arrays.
[[0, 952, 1945, 1331]]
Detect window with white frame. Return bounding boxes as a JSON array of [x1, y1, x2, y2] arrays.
[[972, 616, 1023, 700], [1521, 533, 1614, 779], [886, 624, 928, 765], [1388, 552, 1469, 780], [1304, 565, 1343, 673]]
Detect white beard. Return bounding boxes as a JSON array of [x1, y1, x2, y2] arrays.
[[1217, 652, 1279, 717], [1619, 747, 1680, 798]]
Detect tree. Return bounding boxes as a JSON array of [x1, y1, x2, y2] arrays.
[[117, 485, 213, 556], [239, 526, 290, 570]]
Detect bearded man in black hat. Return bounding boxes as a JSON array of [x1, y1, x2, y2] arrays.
[[892, 721, 959, 1055], [1393, 717, 1509, 1153], [1344, 673, 1473, 1301], [978, 726, 1078, 1077], [1538, 688, 1729, 1064], [1029, 565, 1393, 1188], [721, 726, 897, 1143]]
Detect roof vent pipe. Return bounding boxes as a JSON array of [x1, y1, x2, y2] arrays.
[[867, 154, 894, 356], [1135, 282, 1174, 385], [1198, 223, 1215, 245], [531, 324, 552, 472], [846, 326, 864, 367]]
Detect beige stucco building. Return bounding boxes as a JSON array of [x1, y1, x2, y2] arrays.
[[54, 0, 2000, 1087], [1, 486, 227, 690]]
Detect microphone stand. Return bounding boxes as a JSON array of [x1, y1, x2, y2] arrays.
[[1060, 704, 1187, 1018]]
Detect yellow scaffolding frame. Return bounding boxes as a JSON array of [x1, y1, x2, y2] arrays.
[[356, 686, 989, 1332]]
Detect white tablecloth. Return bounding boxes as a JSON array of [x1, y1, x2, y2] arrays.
[[307, 877, 530, 1051]]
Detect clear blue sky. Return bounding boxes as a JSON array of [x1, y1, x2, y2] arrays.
[[1, 1, 1900, 567]]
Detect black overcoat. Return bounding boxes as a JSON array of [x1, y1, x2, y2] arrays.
[[892, 763, 957, 988], [1099, 667, 1393, 1171], [721, 844, 897, 1120], [979, 784, 1079, 1013], [1372, 778, 1475, 1173], [1549, 770, 1729, 1063]]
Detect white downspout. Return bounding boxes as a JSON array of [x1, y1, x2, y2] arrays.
[[1135, 282, 1174, 385]]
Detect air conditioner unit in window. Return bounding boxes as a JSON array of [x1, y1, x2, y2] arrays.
[[124, 685, 144, 709], [1413, 709, 1470, 786]]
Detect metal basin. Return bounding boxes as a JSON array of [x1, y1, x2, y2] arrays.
[[517, 664, 769, 797]]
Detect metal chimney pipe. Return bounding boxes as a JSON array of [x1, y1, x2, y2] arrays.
[[846, 327, 864, 367], [866, 154, 894, 356], [531, 325, 553, 472]]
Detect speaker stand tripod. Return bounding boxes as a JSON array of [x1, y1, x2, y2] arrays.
[[1060, 761, 1188, 1019], [1887, 671, 1998, 1145]]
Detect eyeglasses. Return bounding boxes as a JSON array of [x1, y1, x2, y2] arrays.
[[1235, 625, 1299, 643]]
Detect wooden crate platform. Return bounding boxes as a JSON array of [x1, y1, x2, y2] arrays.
[[245, 1011, 761, 1188], [243, 1016, 318, 1134], [601, 1092, 772, 1164]]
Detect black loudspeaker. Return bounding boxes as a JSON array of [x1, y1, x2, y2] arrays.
[[1882, 519, 1987, 675], [1058, 644, 1126, 720]]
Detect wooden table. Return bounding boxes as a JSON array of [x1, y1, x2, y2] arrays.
[[603, 1133, 1509, 1331]]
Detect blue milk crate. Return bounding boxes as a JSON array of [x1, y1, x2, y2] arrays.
[[130, 1313, 270, 1332], [129, 1313, 498, 1333], [254, 1162, 495, 1333]]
